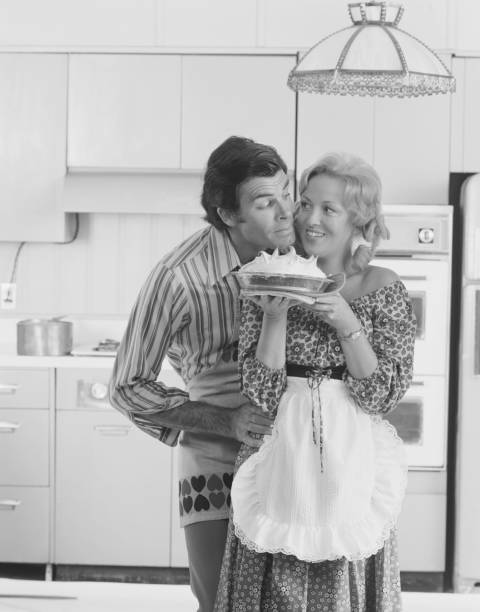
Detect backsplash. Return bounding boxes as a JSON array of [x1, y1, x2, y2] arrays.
[[0, 212, 207, 317]]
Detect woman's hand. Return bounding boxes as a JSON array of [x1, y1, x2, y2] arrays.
[[307, 292, 360, 335], [247, 295, 295, 320]]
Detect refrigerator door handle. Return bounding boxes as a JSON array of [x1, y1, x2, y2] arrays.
[[475, 290, 480, 376]]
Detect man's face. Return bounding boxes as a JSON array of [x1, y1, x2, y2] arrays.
[[227, 170, 295, 260]]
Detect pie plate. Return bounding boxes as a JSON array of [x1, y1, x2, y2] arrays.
[[236, 272, 346, 304]]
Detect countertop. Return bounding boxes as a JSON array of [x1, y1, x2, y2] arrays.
[[0, 344, 178, 371], [0, 345, 116, 369]]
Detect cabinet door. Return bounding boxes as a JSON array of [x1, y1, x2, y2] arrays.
[[0, 409, 49, 486], [0, 53, 73, 242], [297, 95, 375, 180], [453, 0, 480, 52], [68, 54, 181, 169], [373, 91, 450, 205], [55, 409, 172, 566], [170, 447, 189, 567], [181, 55, 296, 170], [0, 486, 49, 563], [451, 58, 480, 173]]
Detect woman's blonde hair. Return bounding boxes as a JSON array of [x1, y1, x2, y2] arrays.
[[298, 152, 389, 273]]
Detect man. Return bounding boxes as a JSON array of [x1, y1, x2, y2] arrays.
[[109, 135, 295, 611]]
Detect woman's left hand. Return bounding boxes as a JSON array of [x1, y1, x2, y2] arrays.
[[306, 292, 360, 334]]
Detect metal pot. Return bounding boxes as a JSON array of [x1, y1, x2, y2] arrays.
[[17, 317, 73, 356]]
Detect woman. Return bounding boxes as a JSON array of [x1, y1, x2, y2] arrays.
[[214, 153, 416, 612]]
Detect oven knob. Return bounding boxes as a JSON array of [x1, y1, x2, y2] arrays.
[[418, 227, 435, 244], [90, 382, 108, 400]]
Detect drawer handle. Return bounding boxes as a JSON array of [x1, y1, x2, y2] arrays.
[[94, 425, 131, 436], [0, 499, 21, 510], [0, 421, 20, 433], [400, 275, 428, 282], [410, 381, 425, 387], [0, 383, 19, 395]]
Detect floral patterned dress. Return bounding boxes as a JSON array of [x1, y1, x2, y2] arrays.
[[214, 279, 416, 612]]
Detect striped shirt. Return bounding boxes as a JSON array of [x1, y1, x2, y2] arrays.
[[109, 225, 242, 447]]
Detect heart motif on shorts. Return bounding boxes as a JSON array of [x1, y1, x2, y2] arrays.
[[183, 496, 193, 513], [223, 472, 233, 489], [191, 475, 206, 492], [207, 474, 223, 491], [209, 492, 226, 509], [194, 494, 210, 511], [181, 479, 191, 496]]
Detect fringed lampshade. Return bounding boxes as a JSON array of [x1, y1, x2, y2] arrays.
[[287, 1, 455, 97]]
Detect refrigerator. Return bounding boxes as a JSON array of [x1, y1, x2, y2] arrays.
[[454, 172, 480, 593]]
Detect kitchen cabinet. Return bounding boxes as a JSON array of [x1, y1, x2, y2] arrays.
[[0, 368, 52, 563], [374, 91, 450, 205], [297, 95, 375, 173], [55, 368, 173, 566], [452, 0, 480, 52], [68, 54, 182, 170], [297, 75, 451, 204], [181, 55, 297, 170], [160, 0, 257, 48], [0, 53, 75, 242], [450, 57, 480, 172], [260, 0, 449, 51], [170, 448, 189, 567]]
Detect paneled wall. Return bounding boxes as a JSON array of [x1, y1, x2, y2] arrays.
[[0, 213, 207, 316]]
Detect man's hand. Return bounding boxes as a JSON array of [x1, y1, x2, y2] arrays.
[[229, 401, 275, 448]]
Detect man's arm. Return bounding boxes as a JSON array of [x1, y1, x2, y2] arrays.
[[109, 263, 273, 447]]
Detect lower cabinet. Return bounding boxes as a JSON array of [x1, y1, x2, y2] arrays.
[[0, 367, 51, 564], [170, 447, 189, 567], [55, 368, 172, 566], [0, 486, 49, 563]]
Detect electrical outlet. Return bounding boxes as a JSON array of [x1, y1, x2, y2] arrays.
[[1, 283, 16, 309]]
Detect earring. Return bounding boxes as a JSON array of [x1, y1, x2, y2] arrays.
[[350, 233, 372, 256]]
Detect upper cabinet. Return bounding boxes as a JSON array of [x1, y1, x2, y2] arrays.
[[181, 55, 296, 171], [67, 53, 296, 173], [297, 75, 451, 205], [68, 54, 182, 170], [373, 90, 450, 205], [297, 95, 375, 173], [451, 0, 480, 53], [450, 57, 480, 173], [0, 53, 75, 242]]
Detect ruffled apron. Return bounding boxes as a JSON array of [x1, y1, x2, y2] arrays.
[[231, 366, 408, 562]]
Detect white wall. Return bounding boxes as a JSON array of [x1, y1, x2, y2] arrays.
[[0, 214, 206, 317]]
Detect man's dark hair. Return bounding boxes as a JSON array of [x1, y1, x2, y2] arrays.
[[201, 136, 288, 230]]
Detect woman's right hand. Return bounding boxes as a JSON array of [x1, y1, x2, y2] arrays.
[[246, 295, 295, 319]]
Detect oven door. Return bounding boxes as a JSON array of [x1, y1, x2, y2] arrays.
[[373, 258, 449, 376], [383, 375, 447, 469]]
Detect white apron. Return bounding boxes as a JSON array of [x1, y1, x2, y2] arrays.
[[231, 376, 407, 562]]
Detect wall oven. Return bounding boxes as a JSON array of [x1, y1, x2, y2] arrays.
[[374, 205, 452, 471]]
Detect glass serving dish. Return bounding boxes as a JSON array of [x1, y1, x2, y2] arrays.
[[235, 272, 346, 303]]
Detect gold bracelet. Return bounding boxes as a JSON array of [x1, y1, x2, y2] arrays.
[[338, 327, 363, 342]]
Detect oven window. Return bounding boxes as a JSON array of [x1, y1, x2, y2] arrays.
[[384, 399, 423, 445], [408, 292, 425, 340]]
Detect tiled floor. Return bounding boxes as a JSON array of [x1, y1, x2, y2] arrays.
[[0, 580, 480, 612]]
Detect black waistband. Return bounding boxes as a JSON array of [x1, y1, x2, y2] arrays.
[[286, 363, 345, 380]]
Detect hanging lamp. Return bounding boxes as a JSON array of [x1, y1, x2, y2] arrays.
[[287, 1, 455, 97]]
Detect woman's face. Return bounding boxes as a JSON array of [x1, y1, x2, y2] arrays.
[[295, 173, 355, 266]]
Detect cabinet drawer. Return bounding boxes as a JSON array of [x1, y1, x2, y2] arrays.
[[0, 486, 49, 563], [0, 369, 50, 409], [0, 409, 49, 485]]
